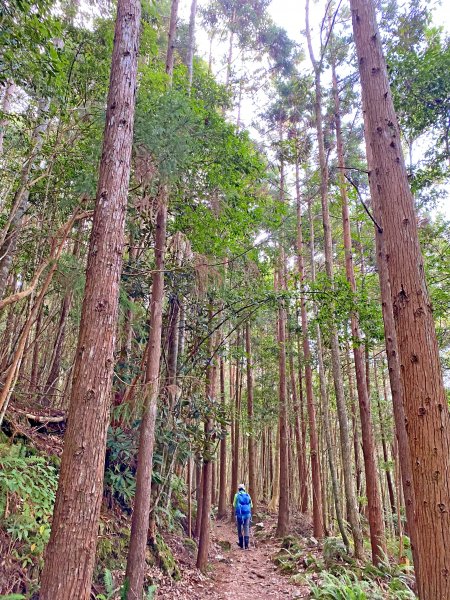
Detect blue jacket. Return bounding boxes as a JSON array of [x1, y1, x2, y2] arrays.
[[233, 491, 252, 520]]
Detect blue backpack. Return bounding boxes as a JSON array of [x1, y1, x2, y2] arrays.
[[236, 491, 251, 521]]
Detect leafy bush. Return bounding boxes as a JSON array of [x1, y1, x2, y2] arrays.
[[306, 565, 416, 599], [323, 537, 350, 565], [0, 441, 58, 567], [94, 570, 157, 600], [104, 427, 137, 509], [309, 572, 372, 599]]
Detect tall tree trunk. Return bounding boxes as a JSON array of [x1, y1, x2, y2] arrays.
[[211, 457, 217, 507], [276, 264, 289, 537], [125, 196, 167, 599], [245, 322, 257, 503], [217, 356, 228, 518], [296, 338, 309, 513], [346, 343, 363, 510], [375, 186, 420, 577], [187, 456, 192, 537], [230, 331, 240, 512], [331, 57, 386, 561], [350, 0, 450, 595], [165, 0, 180, 81], [196, 320, 216, 571], [295, 164, 323, 539], [275, 132, 289, 537], [350, 0, 450, 600], [165, 293, 180, 407], [290, 330, 307, 512], [319, 335, 350, 551], [195, 458, 203, 537], [40, 3, 141, 597], [305, 5, 363, 554], [373, 357, 396, 521], [186, 0, 197, 91], [225, 15, 235, 90], [268, 423, 280, 512], [28, 302, 43, 397]]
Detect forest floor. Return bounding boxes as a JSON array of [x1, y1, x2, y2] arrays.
[[158, 513, 311, 600]]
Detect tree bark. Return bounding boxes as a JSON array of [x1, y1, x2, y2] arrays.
[[40, 3, 141, 597], [186, 0, 197, 91], [346, 344, 363, 511], [165, 293, 180, 407], [296, 339, 309, 513], [318, 331, 350, 551], [195, 458, 203, 537], [305, 2, 362, 551], [295, 166, 324, 539], [375, 191, 420, 579], [28, 302, 43, 397], [166, 0, 180, 81], [268, 423, 280, 513], [245, 322, 257, 503], [276, 265, 289, 537], [217, 355, 228, 518], [350, 1, 450, 595], [290, 330, 307, 512], [196, 321, 217, 571], [373, 357, 396, 522], [230, 331, 240, 512], [331, 57, 386, 561], [125, 196, 167, 600]]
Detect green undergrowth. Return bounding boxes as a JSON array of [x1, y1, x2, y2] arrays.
[[0, 434, 183, 598], [0, 435, 59, 594], [272, 533, 416, 599], [152, 533, 181, 580], [94, 569, 157, 600]]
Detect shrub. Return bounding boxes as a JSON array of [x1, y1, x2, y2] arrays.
[[0, 441, 58, 568]]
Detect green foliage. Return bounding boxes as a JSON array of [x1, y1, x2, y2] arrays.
[[386, 4, 450, 192], [301, 557, 416, 600], [309, 572, 373, 599], [310, 572, 367, 599], [0, 0, 63, 89], [94, 569, 117, 600], [307, 567, 416, 599], [0, 440, 58, 567], [104, 426, 138, 509], [152, 533, 180, 580], [322, 537, 350, 565], [94, 571, 157, 600]]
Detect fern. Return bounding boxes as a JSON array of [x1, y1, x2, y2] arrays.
[[104, 568, 115, 596], [120, 579, 129, 600]]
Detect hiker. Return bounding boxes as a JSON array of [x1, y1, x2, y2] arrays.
[[233, 483, 252, 549]]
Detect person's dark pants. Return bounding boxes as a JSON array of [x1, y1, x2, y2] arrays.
[[236, 516, 251, 548]]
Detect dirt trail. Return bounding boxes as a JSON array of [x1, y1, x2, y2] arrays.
[[159, 517, 309, 600], [210, 519, 307, 600]]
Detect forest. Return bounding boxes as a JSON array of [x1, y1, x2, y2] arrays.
[[0, 0, 449, 598]]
